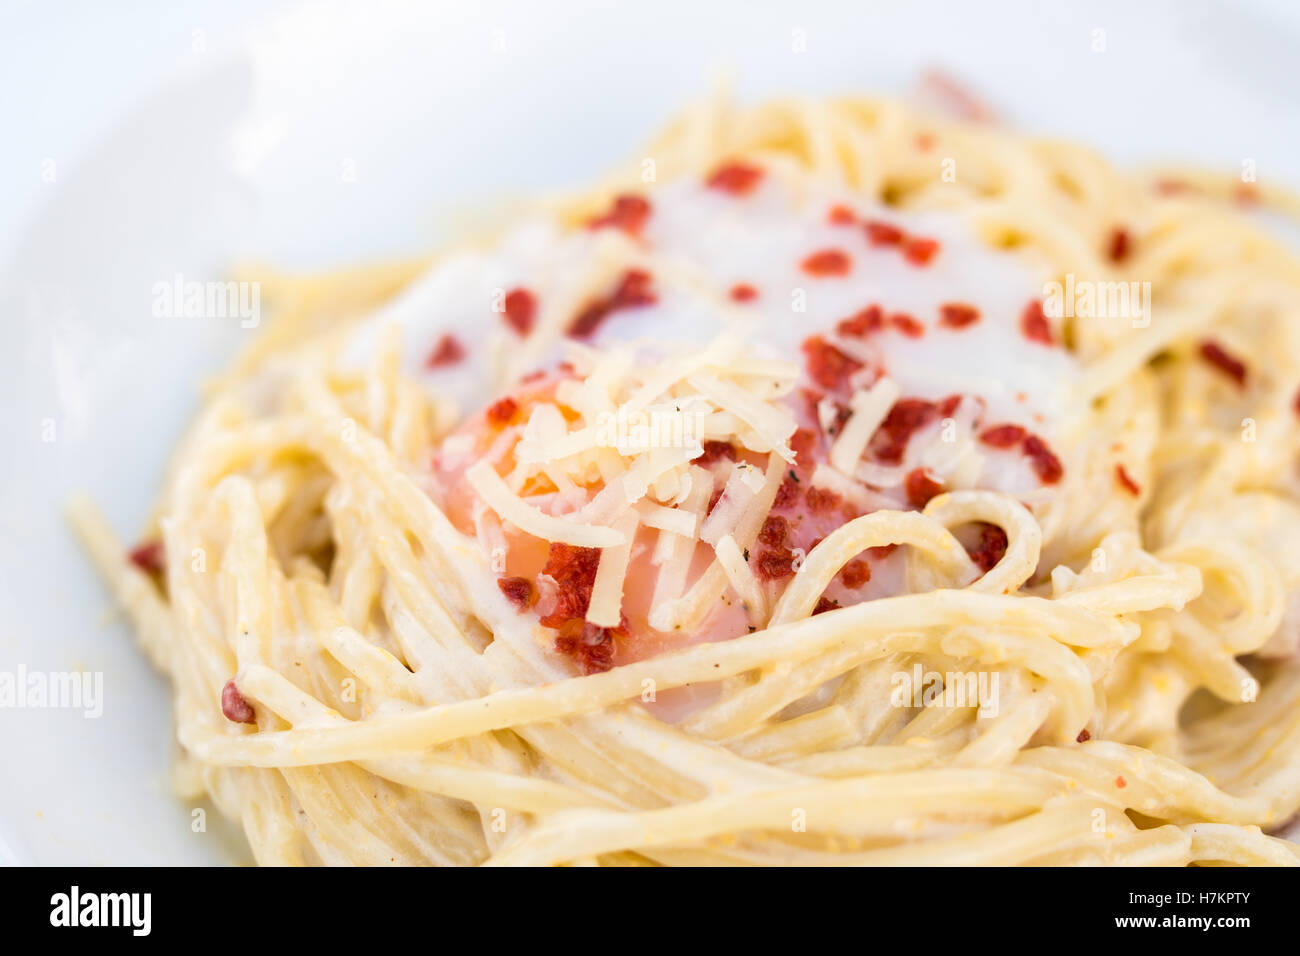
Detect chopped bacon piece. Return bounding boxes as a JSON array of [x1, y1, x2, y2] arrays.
[[1023, 434, 1064, 484], [889, 312, 925, 337], [836, 305, 884, 337], [758, 514, 790, 548], [554, 622, 618, 675], [864, 220, 904, 246], [502, 287, 537, 335], [728, 282, 758, 303], [828, 204, 857, 225], [938, 394, 964, 417], [497, 576, 536, 610], [1115, 464, 1141, 496], [773, 476, 801, 510], [804, 486, 842, 514], [1076, 729, 1091, 743], [1115, 775, 1128, 789], [755, 548, 796, 581], [813, 596, 841, 615], [706, 161, 764, 196], [901, 237, 940, 266], [127, 540, 165, 575], [425, 333, 466, 369], [486, 396, 519, 428], [221, 679, 256, 724], [569, 269, 657, 339], [869, 399, 940, 464], [966, 523, 1008, 573], [586, 194, 652, 235], [839, 559, 871, 589], [801, 249, 852, 277], [790, 427, 817, 462], [698, 440, 737, 465], [904, 468, 944, 508], [939, 302, 980, 329], [802, 335, 864, 392], [1198, 340, 1247, 387], [538, 544, 602, 628], [1108, 227, 1131, 263], [1021, 301, 1053, 345], [978, 423, 1026, 449]]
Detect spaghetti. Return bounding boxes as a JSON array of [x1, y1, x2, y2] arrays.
[[71, 93, 1300, 866]]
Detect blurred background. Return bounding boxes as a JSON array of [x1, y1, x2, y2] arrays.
[[0, 0, 1297, 864]]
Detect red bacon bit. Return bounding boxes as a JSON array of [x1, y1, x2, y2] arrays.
[[1108, 227, 1131, 263], [756, 548, 796, 581], [497, 576, 536, 610], [813, 596, 841, 615], [569, 269, 657, 339], [978, 423, 1026, 449], [729, 282, 758, 303], [790, 427, 818, 462], [839, 559, 872, 589], [800, 249, 851, 278], [425, 333, 466, 369], [805, 486, 843, 514], [1115, 464, 1141, 496], [1076, 729, 1091, 743], [1198, 340, 1247, 388], [486, 396, 519, 428], [554, 622, 617, 675], [774, 477, 801, 510], [967, 523, 1008, 573], [864, 220, 904, 247], [221, 679, 256, 724], [889, 312, 925, 338], [587, 194, 652, 235], [1115, 775, 1128, 789], [538, 544, 602, 628], [938, 394, 964, 417], [836, 305, 884, 338], [802, 335, 864, 392], [706, 161, 764, 196], [904, 468, 944, 508], [916, 132, 935, 151], [698, 440, 737, 465], [869, 399, 939, 464], [1023, 434, 1064, 484], [901, 237, 940, 266], [502, 287, 537, 335], [939, 302, 980, 329], [127, 540, 165, 575], [828, 204, 857, 225], [1020, 300, 1053, 346], [758, 514, 790, 548]]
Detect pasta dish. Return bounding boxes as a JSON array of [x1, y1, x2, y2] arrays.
[[71, 91, 1300, 865]]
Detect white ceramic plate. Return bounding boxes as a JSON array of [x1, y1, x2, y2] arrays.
[[3, 0, 1299, 865]]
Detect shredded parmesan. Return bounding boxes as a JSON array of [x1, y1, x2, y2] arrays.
[[466, 460, 625, 547], [587, 513, 639, 627], [830, 376, 901, 475]]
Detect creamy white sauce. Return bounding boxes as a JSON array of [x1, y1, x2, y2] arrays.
[[348, 167, 1080, 502]]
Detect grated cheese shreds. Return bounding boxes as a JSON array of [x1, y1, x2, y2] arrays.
[[829, 376, 901, 475], [715, 533, 766, 625], [587, 513, 640, 628], [638, 501, 698, 538], [686, 372, 798, 461], [466, 460, 625, 547]]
